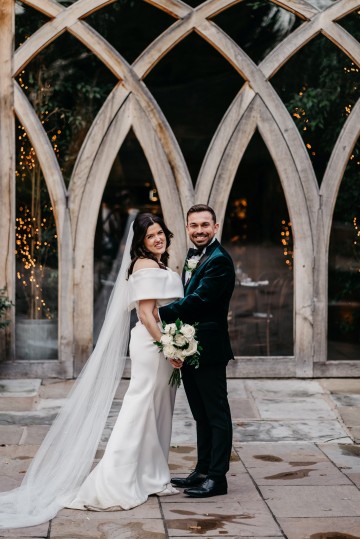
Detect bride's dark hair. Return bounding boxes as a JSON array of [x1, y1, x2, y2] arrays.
[[128, 213, 173, 276]]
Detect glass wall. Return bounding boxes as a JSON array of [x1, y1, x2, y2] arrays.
[[15, 120, 59, 359], [93, 131, 162, 340], [222, 132, 294, 357], [328, 139, 360, 360]]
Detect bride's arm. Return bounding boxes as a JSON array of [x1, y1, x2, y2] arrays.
[[138, 298, 162, 342]]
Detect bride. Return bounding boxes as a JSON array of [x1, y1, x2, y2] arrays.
[[0, 212, 183, 528]]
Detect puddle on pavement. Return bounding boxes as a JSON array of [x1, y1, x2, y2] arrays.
[[289, 461, 318, 467], [264, 469, 315, 480], [253, 454, 283, 462], [168, 510, 253, 534], [310, 534, 360, 539], [339, 445, 360, 457]]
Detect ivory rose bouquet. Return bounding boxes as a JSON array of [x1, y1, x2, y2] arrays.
[[154, 319, 202, 387]]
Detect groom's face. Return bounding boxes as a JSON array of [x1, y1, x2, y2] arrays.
[[186, 211, 219, 249]]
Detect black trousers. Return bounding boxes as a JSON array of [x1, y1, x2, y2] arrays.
[[181, 362, 232, 480]]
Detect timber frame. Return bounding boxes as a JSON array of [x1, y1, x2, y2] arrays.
[[0, 0, 359, 378]]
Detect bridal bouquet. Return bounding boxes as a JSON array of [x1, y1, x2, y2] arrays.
[[154, 319, 202, 387]]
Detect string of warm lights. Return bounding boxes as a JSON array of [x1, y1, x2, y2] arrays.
[[281, 220, 293, 270], [16, 69, 59, 320]]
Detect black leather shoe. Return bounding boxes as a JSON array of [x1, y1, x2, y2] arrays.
[[170, 471, 207, 488], [184, 477, 228, 498]]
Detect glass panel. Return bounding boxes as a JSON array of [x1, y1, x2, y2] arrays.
[[15, 34, 117, 186], [337, 6, 360, 40], [272, 34, 360, 185], [15, 1, 49, 49], [145, 32, 243, 183], [86, 1, 174, 64], [328, 139, 360, 360], [222, 131, 294, 356], [212, 0, 302, 64], [93, 130, 162, 340], [15, 120, 58, 360]]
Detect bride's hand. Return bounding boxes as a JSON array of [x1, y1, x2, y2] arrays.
[[153, 307, 160, 322], [169, 358, 182, 369]]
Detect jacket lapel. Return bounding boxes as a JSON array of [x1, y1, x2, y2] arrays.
[[184, 239, 219, 291]]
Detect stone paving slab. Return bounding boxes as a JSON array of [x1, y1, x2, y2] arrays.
[[0, 409, 57, 426], [235, 442, 330, 467], [329, 393, 360, 407], [51, 516, 166, 539], [246, 380, 326, 398], [20, 425, 50, 445], [260, 485, 360, 518], [0, 522, 49, 538], [38, 379, 74, 399], [0, 425, 24, 445], [232, 420, 350, 442], [230, 398, 260, 419], [320, 379, 360, 394], [347, 427, 360, 444], [254, 398, 337, 421], [246, 461, 352, 486], [278, 516, 360, 539], [318, 443, 360, 471], [0, 379, 42, 397], [227, 379, 249, 399], [338, 407, 360, 427], [162, 500, 282, 537], [0, 396, 36, 412]]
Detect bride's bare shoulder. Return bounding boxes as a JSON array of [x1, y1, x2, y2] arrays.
[[132, 258, 160, 273]]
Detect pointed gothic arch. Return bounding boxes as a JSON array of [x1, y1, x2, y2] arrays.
[[0, 0, 359, 376]]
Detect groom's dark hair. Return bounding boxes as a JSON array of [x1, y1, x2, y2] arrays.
[[187, 204, 217, 224]]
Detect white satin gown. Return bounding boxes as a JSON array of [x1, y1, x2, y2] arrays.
[[68, 268, 183, 511]]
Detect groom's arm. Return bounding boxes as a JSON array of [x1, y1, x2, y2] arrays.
[[159, 256, 234, 323]]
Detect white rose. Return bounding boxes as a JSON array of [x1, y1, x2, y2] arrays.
[[187, 258, 198, 270], [174, 333, 187, 347], [163, 344, 177, 357], [165, 323, 177, 335], [160, 334, 173, 346], [180, 324, 196, 339], [182, 338, 198, 356]]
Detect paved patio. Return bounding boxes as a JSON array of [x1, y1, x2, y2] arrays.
[[0, 377, 360, 538]]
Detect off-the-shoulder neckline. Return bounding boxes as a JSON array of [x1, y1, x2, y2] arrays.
[[129, 267, 171, 278]]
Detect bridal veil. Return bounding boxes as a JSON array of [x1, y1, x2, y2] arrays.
[[0, 218, 136, 528]]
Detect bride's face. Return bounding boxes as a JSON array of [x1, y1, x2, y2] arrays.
[[144, 223, 166, 259]]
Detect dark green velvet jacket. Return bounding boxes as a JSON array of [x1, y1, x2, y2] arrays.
[[159, 239, 235, 366]]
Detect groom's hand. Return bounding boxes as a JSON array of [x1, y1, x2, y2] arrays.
[[169, 358, 182, 369]]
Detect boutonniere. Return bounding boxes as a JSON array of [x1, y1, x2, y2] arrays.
[[184, 257, 199, 273]]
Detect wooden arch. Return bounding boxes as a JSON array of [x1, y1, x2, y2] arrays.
[[0, 0, 359, 376]]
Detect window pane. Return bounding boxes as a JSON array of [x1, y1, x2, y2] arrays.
[[328, 139, 360, 360], [222, 131, 294, 356], [15, 120, 58, 359], [93, 130, 162, 340]]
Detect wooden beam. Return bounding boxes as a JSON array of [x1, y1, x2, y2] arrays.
[[0, 0, 15, 361]]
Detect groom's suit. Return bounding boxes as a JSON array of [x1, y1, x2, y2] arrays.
[[159, 239, 235, 480]]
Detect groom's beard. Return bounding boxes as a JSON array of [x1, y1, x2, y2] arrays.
[[191, 235, 214, 249]]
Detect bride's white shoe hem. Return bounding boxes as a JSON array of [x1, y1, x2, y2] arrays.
[[154, 483, 179, 496]]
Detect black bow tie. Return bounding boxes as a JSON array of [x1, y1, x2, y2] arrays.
[[187, 247, 203, 258]]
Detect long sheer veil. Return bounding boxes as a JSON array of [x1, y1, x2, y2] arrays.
[[0, 219, 135, 529]]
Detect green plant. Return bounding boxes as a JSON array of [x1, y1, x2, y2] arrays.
[[0, 288, 14, 329]]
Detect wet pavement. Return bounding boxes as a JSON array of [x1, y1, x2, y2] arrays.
[[0, 377, 360, 538]]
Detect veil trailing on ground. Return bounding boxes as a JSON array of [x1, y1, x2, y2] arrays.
[[0, 218, 136, 529]]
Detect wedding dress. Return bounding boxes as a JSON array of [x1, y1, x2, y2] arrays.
[[0, 223, 183, 529], [68, 267, 183, 510]]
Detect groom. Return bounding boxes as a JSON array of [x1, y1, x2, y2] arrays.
[[158, 204, 235, 498]]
